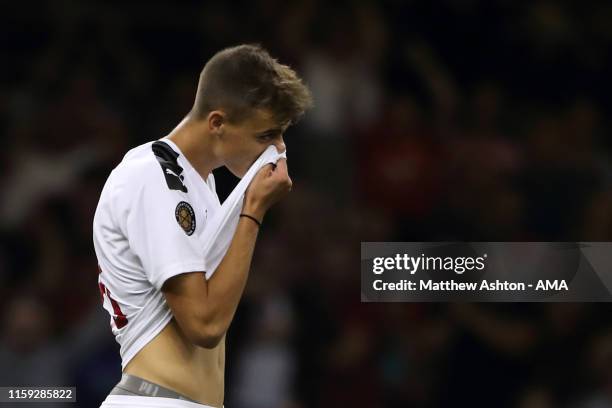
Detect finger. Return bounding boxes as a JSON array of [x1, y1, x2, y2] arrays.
[[257, 163, 274, 177], [273, 158, 288, 175], [270, 157, 285, 170]]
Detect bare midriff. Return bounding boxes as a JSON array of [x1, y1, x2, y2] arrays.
[[124, 318, 225, 407]]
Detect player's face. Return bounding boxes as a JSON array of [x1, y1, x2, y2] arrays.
[[220, 109, 288, 178]]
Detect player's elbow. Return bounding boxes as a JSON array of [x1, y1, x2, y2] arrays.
[[191, 323, 224, 349]]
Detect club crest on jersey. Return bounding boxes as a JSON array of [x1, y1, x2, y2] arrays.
[[175, 201, 196, 236]]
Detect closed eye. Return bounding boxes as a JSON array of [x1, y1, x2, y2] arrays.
[[257, 132, 279, 141]]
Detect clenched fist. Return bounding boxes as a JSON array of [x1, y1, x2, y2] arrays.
[[243, 159, 292, 221]]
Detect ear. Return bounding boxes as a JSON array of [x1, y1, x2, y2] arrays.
[[207, 111, 226, 135]]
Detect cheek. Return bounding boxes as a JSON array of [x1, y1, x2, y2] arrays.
[[235, 139, 261, 157], [224, 144, 251, 168], [221, 132, 262, 163], [232, 144, 255, 161]]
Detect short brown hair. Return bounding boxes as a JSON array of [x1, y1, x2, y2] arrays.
[[191, 44, 313, 125]]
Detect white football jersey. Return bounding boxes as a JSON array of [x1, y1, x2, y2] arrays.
[[93, 138, 220, 369]]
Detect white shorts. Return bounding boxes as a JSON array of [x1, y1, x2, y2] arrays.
[[100, 395, 219, 408]]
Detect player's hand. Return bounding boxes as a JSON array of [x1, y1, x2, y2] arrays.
[[243, 158, 292, 220]]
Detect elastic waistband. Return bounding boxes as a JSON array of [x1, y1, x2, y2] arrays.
[[110, 374, 199, 403]]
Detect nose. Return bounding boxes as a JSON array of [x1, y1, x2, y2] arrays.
[[274, 137, 286, 153]]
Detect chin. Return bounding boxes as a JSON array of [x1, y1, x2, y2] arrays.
[[226, 165, 247, 179]]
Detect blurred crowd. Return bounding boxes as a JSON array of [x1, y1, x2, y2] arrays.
[[1, 1, 612, 407]]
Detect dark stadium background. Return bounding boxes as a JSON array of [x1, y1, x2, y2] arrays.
[[2, 1, 612, 407]]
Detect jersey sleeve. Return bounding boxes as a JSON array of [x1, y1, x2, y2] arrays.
[[115, 163, 205, 291]]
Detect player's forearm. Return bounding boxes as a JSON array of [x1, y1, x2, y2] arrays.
[[202, 216, 260, 337]]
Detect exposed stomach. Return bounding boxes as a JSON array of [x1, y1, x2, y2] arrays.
[[123, 318, 225, 407]]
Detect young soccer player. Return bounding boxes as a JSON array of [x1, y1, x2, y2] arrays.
[[93, 44, 312, 408]]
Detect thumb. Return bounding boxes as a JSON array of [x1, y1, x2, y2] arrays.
[[273, 158, 288, 174]]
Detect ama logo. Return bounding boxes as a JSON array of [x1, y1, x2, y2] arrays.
[[535, 280, 569, 291]]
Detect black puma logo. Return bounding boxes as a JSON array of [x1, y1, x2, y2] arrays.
[[152, 141, 188, 193]]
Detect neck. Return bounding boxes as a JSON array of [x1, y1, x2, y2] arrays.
[[166, 115, 220, 179]]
